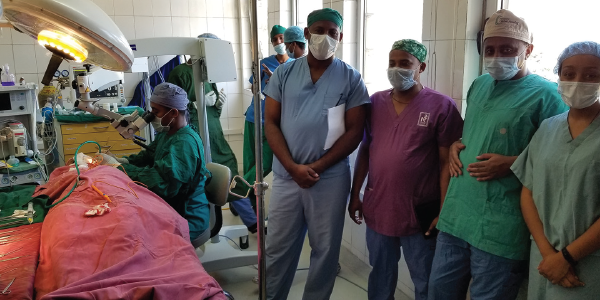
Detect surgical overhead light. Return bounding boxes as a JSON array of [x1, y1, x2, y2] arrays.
[[0, 0, 134, 85], [38, 30, 88, 63]]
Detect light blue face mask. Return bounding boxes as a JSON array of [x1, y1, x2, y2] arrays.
[[274, 43, 286, 55], [286, 44, 296, 59], [387, 67, 417, 91], [484, 56, 521, 80]]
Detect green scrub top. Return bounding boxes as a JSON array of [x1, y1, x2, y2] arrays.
[[122, 125, 210, 240], [437, 74, 568, 260], [167, 64, 240, 203], [512, 112, 600, 257]]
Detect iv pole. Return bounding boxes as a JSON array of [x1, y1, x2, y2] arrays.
[[249, 0, 267, 298]]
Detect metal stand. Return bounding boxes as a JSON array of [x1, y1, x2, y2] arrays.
[[250, 0, 267, 298]]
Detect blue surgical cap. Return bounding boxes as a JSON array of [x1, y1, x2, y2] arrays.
[[198, 33, 220, 40], [555, 41, 600, 74], [151, 83, 189, 111], [284, 26, 306, 44]]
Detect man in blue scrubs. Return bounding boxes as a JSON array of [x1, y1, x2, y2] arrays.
[[264, 8, 370, 300], [230, 25, 294, 232]]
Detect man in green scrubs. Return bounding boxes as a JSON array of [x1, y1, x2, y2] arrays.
[[428, 9, 568, 300], [120, 83, 210, 242]]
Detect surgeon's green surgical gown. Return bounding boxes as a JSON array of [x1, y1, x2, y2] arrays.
[[122, 126, 210, 240], [168, 65, 240, 202]]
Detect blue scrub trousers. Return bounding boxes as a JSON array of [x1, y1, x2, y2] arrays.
[[229, 197, 257, 228], [266, 171, 350, 300], [427, 231, 527, 300], [366, 227, 436, 300]]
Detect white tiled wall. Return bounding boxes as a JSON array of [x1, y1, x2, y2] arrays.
[[421, 0, 490, 116]]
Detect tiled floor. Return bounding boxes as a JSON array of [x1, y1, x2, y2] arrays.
[[207, 207, 412, 300]]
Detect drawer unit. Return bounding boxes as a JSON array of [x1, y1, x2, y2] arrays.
[[60, 121, 142, 165]]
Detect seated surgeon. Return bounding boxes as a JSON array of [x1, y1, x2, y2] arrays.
[[118, 83, 210, 242]]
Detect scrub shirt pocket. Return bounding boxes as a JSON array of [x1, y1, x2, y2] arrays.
[[322, 95, 347, 114], [491, 111, 532, 156]]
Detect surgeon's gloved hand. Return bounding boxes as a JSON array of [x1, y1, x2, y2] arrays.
[[205, 91, 217, 107], [116, 157, 129, 164], [216, 89, 227, 110], [94, 153, 121, 166]]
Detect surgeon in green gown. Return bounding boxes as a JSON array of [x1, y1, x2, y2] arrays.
[[167, 33, 240, 204], [118, 82, 210, 242]]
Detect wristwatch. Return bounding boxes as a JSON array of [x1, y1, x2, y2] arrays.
[[561, 247, 578, 266]]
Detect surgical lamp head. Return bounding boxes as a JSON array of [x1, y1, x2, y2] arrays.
[[1, 0, 134, 85]]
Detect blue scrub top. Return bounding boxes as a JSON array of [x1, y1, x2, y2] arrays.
[[247, 55, 294, 124], [264, 57, 370, 179]]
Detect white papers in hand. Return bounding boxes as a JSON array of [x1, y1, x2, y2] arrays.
[[324, 103, 346, 150]]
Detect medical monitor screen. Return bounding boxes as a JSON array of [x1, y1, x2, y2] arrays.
[[0, 93, 11, 111]]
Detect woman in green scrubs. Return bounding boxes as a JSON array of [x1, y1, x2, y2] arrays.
[[512, 41, 600, 299]]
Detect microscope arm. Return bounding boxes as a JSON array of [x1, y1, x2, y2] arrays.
[[73, 70, 154, 141]]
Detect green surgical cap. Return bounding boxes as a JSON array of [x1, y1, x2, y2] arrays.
[[270, 25, 286, 39], [307, 8, 343, 30], [392, 39, 427, 63]]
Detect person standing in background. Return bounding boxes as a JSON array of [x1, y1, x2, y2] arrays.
[[167, 33, 253, 230], [284, 26, 307, 59], [349, 39, 463, 300], [513, 41, 600, 299], [264, 9, 370, 299], [230, 25, 294, 233], [428, 9, 568, 300]]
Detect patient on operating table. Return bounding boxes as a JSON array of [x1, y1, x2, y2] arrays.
[[32, 159, 226, 299]]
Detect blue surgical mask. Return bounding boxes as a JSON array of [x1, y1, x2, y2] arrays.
[[387, 67, 417, 91], [484, 56, 521, 80], [274, 43, 286, 55], [286, 44, 296, 59]]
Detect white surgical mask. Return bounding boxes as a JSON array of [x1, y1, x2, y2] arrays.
[[484, 56, 521, 80], [151, 109, 174, 133], [388, 67, 417, 91], [558, 81, 600, 109], [274, 43, 287, 55], [308, 32, 339, 60]]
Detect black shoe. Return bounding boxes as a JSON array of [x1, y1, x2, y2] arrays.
[[248, 223, 257, 234], [247, 223, 267, 235]]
